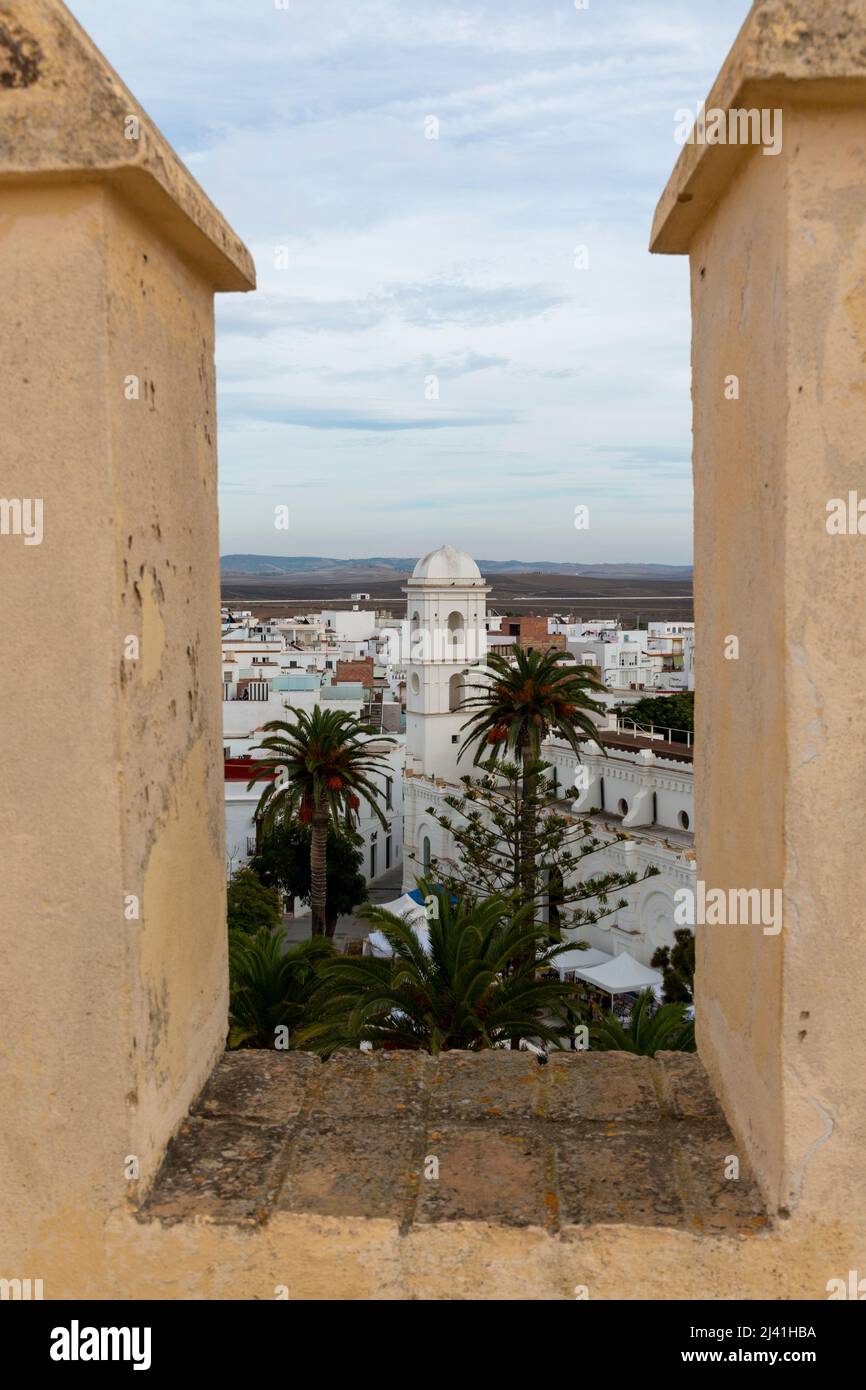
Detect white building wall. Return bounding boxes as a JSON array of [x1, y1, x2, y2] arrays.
[[317, 609, 378, 643], [221, 688, 330, 738], [225, 735, 405, 887]]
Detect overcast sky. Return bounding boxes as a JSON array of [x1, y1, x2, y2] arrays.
[[71, 0, 751, 563]]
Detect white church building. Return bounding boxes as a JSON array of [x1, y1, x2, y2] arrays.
[[401, 544, 695, 967]]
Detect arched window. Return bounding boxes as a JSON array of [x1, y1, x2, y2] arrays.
[[679, 810, 690, 831], [422, 836, 431, 875], [410, 672, 421, 695], [447, 610, 464, 646], [448, 672, 463, 711]]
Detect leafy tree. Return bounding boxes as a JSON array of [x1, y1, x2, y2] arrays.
[[228, 929, 335, 1049], [426, 758, 659, 935], [651, 928, 695, 1004], [589, 988, 695, 1055], [250, 821, 367, 935], [457, 649, 606, 916], [226, 867, 281, 935], [616, 691, 694, 740], [248, 706, 393, 936], [294, 887, 590, 1056]]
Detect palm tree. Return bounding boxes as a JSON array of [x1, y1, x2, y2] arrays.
[[247, 706, 393, 936], [457, 648, 605, 916], [295, 887, 590, 1055], [227, 929, 334, 1049], [589, 988, 695, 1055]]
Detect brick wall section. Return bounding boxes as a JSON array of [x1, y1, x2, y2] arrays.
[[140, 1050, 766, 1236], [335, 657, 374, 689], [500, 617, 565, 653]]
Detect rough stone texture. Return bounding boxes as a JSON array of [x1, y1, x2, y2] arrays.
[[192, 1051, 320, 1125], [140, 1051, 767, 1238], [142, 1118, 293, 1226], [0, 1, 254, 289], [0, 0, 253, 1276]]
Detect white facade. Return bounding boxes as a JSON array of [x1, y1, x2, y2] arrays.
[[401, 545, 491, 887], [567, 631, 655, 690], [545, 734, 694, 963], [316, 607, 379, 644], [222, 613, 404, 885], [402, 739, 694, 967], [403, 545, 490, 789], [225, 730, 405, 890]]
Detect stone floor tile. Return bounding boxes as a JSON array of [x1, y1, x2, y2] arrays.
[[276, 1117, 419, 1221], [555, 1126, 687, 1228], [544, 1052, 662, 1123], [304, 1048, 434, 1120], [140, 1117, 291, 1225], [655, 1051, 726, 1120], [191, 1050, 319, 1125], [427, 1049, 543, 1123], [415, 1123, 556, 1229]]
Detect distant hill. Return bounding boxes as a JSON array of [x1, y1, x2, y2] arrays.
[[220, 555, 693, 580]]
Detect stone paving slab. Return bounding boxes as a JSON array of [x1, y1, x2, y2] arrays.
[[543, 1052, 662, 1122], [416, 1124, 556, 1230], [276, 1117, 421, 1222], [139, 1050, 769, 1236], [141, 1116, 294, 1226], [303, 1049, 433, 1121], [191, 1051, 319, 1125], [555, 1126, 687, 1228]]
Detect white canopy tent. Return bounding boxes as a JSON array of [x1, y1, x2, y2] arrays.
[[375, 893, 428, 926], [571, 950, 663, 999], [365, 894, 430, 958], [553, 947, 613, 977]]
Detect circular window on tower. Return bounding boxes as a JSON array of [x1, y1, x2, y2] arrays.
[[618, 798, 629, 817], [679, 810, 690, 831], [410, 673, 421, 695]]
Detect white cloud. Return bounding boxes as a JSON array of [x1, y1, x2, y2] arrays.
[[69, 0, 752, 561]]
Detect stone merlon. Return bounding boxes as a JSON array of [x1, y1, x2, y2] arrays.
[[0, 0, 255, 290], [651, 0, 866, 253]]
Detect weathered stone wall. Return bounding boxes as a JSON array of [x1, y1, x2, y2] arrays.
[[651, 0, 866, 1227], [0, 0, 254, 1271]]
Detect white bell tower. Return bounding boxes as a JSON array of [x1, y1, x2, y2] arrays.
[[403, 545, 490, 785]]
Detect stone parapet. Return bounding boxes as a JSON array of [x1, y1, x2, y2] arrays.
[[140, 1050, 766, 1237]]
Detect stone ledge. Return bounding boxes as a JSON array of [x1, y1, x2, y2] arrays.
[[138, 1051, 768, 1237], [651, 0, 866, 254]]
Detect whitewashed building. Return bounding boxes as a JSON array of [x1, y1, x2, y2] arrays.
[[222, 626, 404, 885]]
